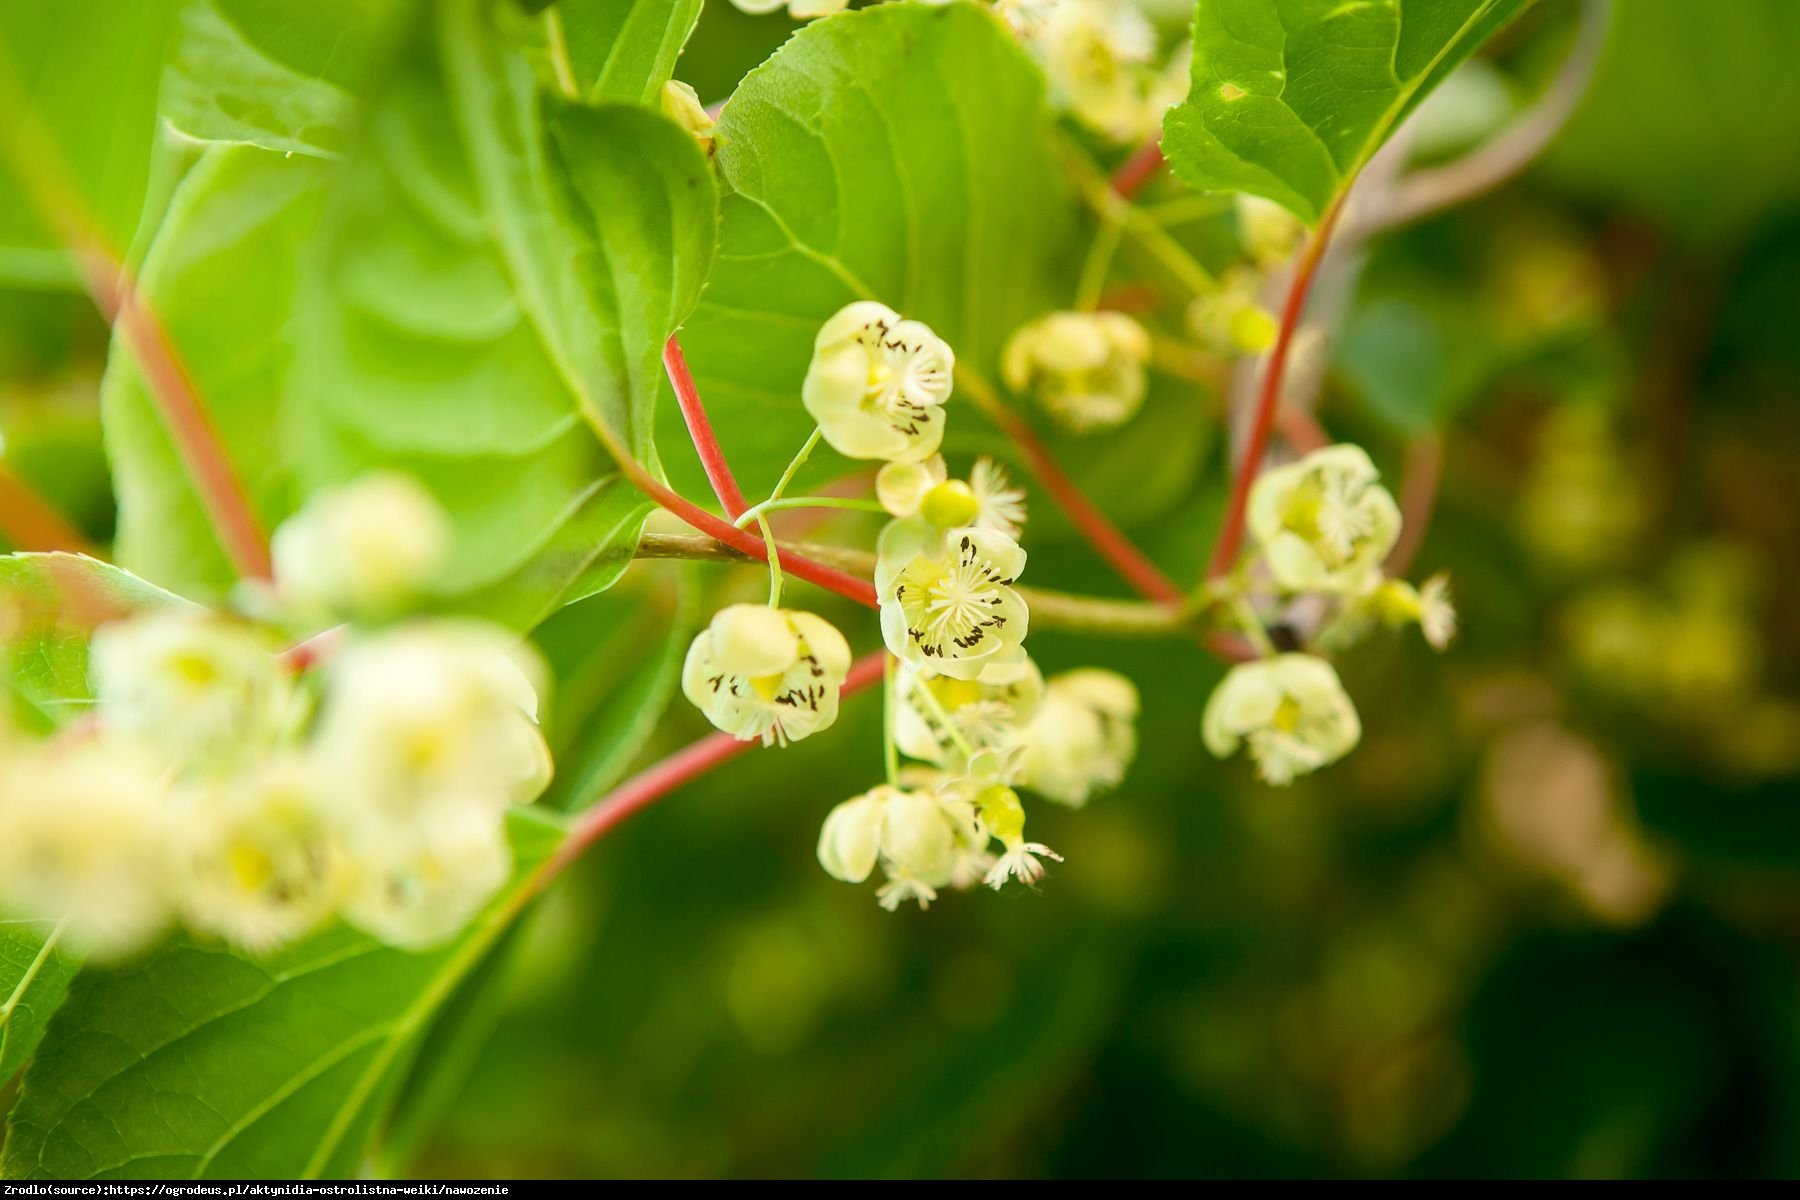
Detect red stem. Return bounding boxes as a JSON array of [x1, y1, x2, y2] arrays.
[[1110, 141, 1166, 200], [1205, 195, 1347, 580], [664, 336, 750, 519], [1274, 403, 1331, 455], [984, 399, 1185, 605], [0, 463, 94, 555], [534, 648, 888, 887], [613, 450, 877, 607], [1385, 434, 1443, 578]]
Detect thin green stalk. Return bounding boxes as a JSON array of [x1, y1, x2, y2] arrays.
[[905, 669, 976, 760], [0, 918, 67, 1025], [770, 428, 823, 503], [1075, 215, 1125, 311], [732, 495, 886, 530], [882, 654, 901, 785], [756, 515, 784, 607]]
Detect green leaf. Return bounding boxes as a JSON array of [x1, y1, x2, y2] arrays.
[[0, 0, 181, 287], [0, 552, 194, 733], [102, 147, 326, 604], [0, 920, 79, 1084], [677, 0, 1076, 500], [159, 0, 409, 159], [1, 809, 565, 1181], [1163, 0, 1533, 224], [558, 0, 704, 103], [285, 0, 713, 628], [108, 0, 717, 628]]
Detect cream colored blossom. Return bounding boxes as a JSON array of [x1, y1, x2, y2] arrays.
[[876, 455, 948, 519], [729, 0, 847, 19], [1186, 266, 1277, 356], [1202, 654, 1361, 786], [877, 522, 1030, 680], [879, 455, 1025, 539], [660, 80, 715, 155], [895, 657, 1045, 767], [339, 806, 511, 950], [1003, 310, 1151, 432], [1017, 668, 1139, 807], [315, 620, 552, 818], [1033, 0, 1164, 143], [0, 741, 175, 958], [1373, 573, 1458, 651], [272, 472, 450, 619], [682, 605, 852, 747], [1237, 194, 1304, 266], [1246, 445, 1401, 593], [90, 609, 293, 769], [816, 784, 984, 911], [177, 756, 343, 954], [803, 301, 955, 462]]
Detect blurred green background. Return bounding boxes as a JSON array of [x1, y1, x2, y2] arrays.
[[6, 0, 1800, 1179]]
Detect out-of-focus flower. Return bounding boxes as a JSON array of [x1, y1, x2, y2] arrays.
[[272, 472, 450, 620], [177, 755, 343, 954], [1017, 667, 1139, 806], [315, 620, 552, 817], [661, 80, 715, 155], [1247, 445, 1401, 593], [1203, 653, 1362, 785], [90, 609, 293, 769], [0, 741, 175, 959], [1186, 266, 1278, 357], [1032, 0, 1164, 142], [729, 0, 848, 20], [803, 302, 955, 463], [1003, 310, 1152, 432], [340, 805, 512, 950]]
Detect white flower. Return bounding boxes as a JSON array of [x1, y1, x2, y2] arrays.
[[973, 782, 1061, 890], [177, 756, 343, 954], [802, 301, 955, 463], [1246, 445, 1402, 593], [339, 805, 511, 950], [1237, 194, 1304, 266], [315, 620, 553, 819], [1202, 654, 1362, 786], [1003, 310, 1152, 432], [895, 656, 1045, 767], [1033, 0, 1163, 142], [661, 81, 715, 155], [272, 472, 450, 619], [816, 784, 980, 911], [968, 456, 1027, 538], [877, 522, 1030, 681], [729, 0, 847, 19], [1016, 668, 1139, 807], [1186, 266, 1277, 356], [0, 741, 175, 959], [682, 604, 852, 747], [90, 609, 293, 769]]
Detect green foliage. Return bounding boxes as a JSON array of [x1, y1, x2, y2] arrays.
[[160, 0, 409, 158], [0, 922, 78, 1085], [1539, 0, 1800, 245], [0, 0, 181, 286], [1, 810, 564, 1180], [1164, 0, 1533, 223], [0, 553, 193, 732], [678, 1, 1075, 499], [106, 0, 717, 625], [558, 0, 705, 103]]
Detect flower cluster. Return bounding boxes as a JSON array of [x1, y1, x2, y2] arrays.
[[679, 299, 1141, 910], [1202, 445, 1457, 786], [1003, 310, 1152, 432], [0, 478, 551, 960], [1019, 0, 1190, 144]]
